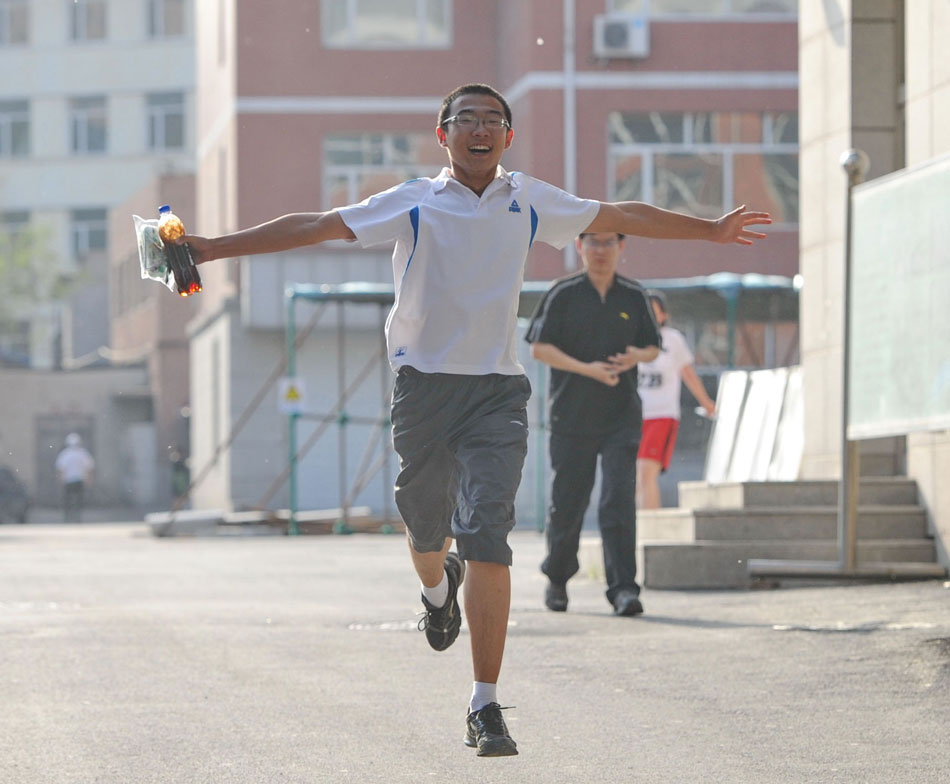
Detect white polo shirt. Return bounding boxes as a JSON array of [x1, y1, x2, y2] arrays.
[[55, 446, 94, 484], [637, 325, 694, 420], [336, 166, 600, 375]]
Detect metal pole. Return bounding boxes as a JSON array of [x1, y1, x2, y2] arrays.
[[562, 0, 577, 271], [380, 304, 392, 527], [725, 290, 738, 367], [536, 360, 547, 533], [286, 289, 299, 536], [336, 301, 350, 533], [838, 148, 870, 569]]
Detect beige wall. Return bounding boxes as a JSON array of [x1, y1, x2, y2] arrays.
[[800, 0, 948, 562], [799, 0, 903, 478], [0, 366, 149, 505], [904, 2, 950, 561]]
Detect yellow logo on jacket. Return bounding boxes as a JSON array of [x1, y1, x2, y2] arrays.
[[619, 312, 629, 320]]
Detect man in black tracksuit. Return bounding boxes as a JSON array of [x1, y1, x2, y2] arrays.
[[526, 231, 660, 616]]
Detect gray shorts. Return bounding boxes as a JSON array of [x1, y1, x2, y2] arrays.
[[391, 367, 531, 565]]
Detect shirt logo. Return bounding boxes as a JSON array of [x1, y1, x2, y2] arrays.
[[508, 199, 522, 213], [619, 312, 629, 320], [394, 346, 407, 358]]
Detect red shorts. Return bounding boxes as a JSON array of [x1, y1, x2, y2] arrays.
[[638, 418, 679, 471]]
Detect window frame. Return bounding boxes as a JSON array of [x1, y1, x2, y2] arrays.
[[0, 99, 29, 157], [147, 0, 186, 38], [69, 208, 108, 262], [69, 0, 108, 42], [0, 0, 29, 45], [323, 132, 443, 209], [146, 91, 186, 151], [607, 110, 799, 227], [321, 0, 453, 51], [607, 0, 797, 20], [69, 96, 108, 154]]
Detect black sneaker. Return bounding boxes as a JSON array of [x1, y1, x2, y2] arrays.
[[613, 589, 644, 617], [464, 703, 518, 757], [418, 552, 465, 651], [544, 581, 568, 612]]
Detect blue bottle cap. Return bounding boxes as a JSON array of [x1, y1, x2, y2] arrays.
[[159, 205, 171, 213]]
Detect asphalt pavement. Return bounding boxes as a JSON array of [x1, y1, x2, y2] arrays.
[[1, 522, 949, 783]]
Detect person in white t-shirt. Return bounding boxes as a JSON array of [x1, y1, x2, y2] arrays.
[[637, 292, 717, 509], [55, 433, 95, 522], [179, 83, 770, 757]]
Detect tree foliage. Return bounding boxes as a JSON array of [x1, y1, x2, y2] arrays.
[[0, 223, 64, 329]]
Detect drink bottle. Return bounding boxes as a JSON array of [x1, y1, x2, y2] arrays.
[[157, 205, 202, 297]]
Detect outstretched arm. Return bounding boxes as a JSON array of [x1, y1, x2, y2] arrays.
[[179, 211, 356, 264], [681, 364, 716, 416], [584, 202, 771, 246]]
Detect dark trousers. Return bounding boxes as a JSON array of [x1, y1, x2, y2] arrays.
[[63, 481, 84, 523], [541, 428, 639, 604]]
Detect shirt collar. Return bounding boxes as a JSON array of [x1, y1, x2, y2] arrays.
[[433, 165, 520, 193]]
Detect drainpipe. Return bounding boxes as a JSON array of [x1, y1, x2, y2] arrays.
[[563, 0, 577, 270]]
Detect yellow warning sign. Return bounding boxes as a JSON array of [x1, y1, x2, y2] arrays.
[[278, 377, 307, 414]]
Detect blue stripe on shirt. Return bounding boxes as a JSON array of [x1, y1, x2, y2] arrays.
[[403, 206, 420, 278]]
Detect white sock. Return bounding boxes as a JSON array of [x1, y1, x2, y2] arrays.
[[421, 569, 449, 608], [470, 681, 497, 713]]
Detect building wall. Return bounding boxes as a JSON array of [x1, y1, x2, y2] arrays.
[[187, 0, 800, 513], [0, 0, 196, 369], [903, 2, 950, 561], [0, 365, 149, 506], [204, 0, 799, 303], [799, 0, 903, 478], [799, 0, 948, 563]]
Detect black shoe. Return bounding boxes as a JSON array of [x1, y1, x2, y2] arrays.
[[544, 582, 568, 612], [613, 589, 643, 617], [418, 552, 465, 651], [464, 702, 519, 757]]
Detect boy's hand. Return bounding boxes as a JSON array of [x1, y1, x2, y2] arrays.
[[713, 205, 772, 245]]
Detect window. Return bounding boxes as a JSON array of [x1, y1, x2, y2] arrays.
[[324, 133, 443, 207], [70, 208, 108, 261], [148, 0, 185, 37], [609, 111, 798, 223], [0, 210, 30, 252], [0, 318, 30, 364], [69, 0, 107, 40], [147, 92, 184, 150], [0, 99, 29, 157], [610, 0, 796, 15], [322, 0, 451, 49], [70, 96, 107, 153], [0, 0, 28, 44]]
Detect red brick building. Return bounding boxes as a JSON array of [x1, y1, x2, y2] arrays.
[[186, 0, 798, 513]]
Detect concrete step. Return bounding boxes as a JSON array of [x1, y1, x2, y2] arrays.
[[639, 505, 928, 542], [678, 478, 918, 510], [641, 539, 943, 589]]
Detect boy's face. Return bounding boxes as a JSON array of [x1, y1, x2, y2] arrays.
[[437, 93, 513, 177]]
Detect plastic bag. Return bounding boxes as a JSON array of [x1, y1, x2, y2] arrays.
[[133, 214, 174, 291]]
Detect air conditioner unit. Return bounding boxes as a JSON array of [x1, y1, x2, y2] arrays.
[[593, 14, 650, 59]]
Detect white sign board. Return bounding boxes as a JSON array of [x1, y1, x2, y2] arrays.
[[850, 153, 950, 438]]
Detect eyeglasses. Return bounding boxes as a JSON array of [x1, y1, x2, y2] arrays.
[[442, 112, 511, 131], [580, 237, 621, 249]]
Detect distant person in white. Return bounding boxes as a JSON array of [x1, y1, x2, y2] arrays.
[[55, 433, 94, 522], [636, 292, 716, 509]]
